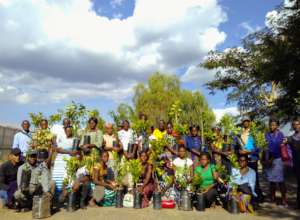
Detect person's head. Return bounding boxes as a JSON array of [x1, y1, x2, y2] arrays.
[[166, 122, 173, 135], [64, 126, 73, 138], [26, 149, 37, 166], [190, 125, 199, 137], [139, 113, 147, 121], [63, 118, 71, 128], [158, 120, 165, 131], [178, 146, 187, 159], [9, 148, 21, 164], [212, 126, 221, 135], [105, 123, 114, 135], [40, 119, 48, 130], [199, 152, 211, 167], [238, 155, 248, 169], [88, 117, 98, 130], [100, 150, 109, 164], [292, 117, 300, 133], [269, 118, 279, 133], [242, 117, 251, 129], [21, 120, 30, 132], [37, 149, 49, 164], [122, 120, 130, 130], [140, 150, 149, 163]]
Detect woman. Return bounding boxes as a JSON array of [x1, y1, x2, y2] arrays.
[[159, 156, 175, 201], [90, 151, 116, 207], [194, 152, 219, 207], [52, 126, 76, 193], [164, 122, 178, 160], [79, 117, 103, 153], [229, 155, 256, 213], [184, 125, 202, 162], [139, 151, 154, 208], [264, 119, 287, 206], [118, 120, 137, 159], [173, 146, 193, 202], [287, 117, 300, 209]]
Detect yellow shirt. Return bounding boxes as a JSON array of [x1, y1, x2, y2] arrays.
[[153, 129, 166, 140]]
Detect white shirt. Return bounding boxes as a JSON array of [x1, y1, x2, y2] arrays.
[[12, 130, 32, 153], [50, 124, 66, 143], [173, 157, 193, 168], [56, 135, 74, 150], [118, 129, 136, 151]]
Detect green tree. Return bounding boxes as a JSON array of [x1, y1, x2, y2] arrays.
[[201, 1, 300, 121], [109, 103, 135, 126]]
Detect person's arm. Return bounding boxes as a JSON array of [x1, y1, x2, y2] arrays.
[[248, 170, 257, 196], [113, 139, 123, 153], [191, 148, 201, 157], [55, 147, 76, 156], [17, 165, 23, 189], [165, 145, 178, 156], [92, 168, 111, 188], [40, 166, 51, 194], [142, 165, 152, 190], [12, 133, 19, 149], [0, 164, 9, 190]]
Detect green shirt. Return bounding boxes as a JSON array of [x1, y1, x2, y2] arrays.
[[194, 164, 215, 189]]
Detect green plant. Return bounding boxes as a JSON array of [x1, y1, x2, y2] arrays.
[[31, 129, 54, 150], [215, 164, 229, 182], [228, 153, 239, 169], [128, 159, 143, 186], [168, 101, 189, 135], [175, 162, 191, 190], [112, 151, 127, 187], [192, 174, 203, 192], [250, 121, 268, 150], [63, 156, 81, 186]]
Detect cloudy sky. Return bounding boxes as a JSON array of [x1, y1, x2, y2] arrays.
[[0, 0, 282, 126]]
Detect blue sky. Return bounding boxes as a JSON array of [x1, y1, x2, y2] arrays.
[[0, 0, 282, 127]]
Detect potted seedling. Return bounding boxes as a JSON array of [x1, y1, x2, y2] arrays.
[[175, 164, 192, 211], [192, 174, 205, 211], [127, 159, 143, 209]]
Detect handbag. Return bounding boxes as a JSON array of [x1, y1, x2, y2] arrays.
[[237, 183, 252, 195], [123, 193, 134, 208], [280, 144, 290, 162]]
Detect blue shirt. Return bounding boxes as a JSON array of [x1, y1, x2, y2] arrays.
[[12, 131, 32, 154], [265, 131, 284, 159], [230, 167, 257, 197], [184, 135, 202, 160]]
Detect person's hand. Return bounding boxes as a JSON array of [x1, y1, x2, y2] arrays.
[[70, 150, 78, 156], [44, 192, 52, 198], [283, 138, 288, 145]]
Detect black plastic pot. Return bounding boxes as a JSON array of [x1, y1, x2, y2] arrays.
[[115, 189, 124, 208], [67, 192, 77, 212], [179, 190, 192, 211], [83, 135, 91, 145], [196, 192, 206, 211], [228, 198, 240, 214], [20, 169, 31, 191], [72, 138, 81, 151], [127, 143, 134, 154], [133, 190, 142, 209], [153, 192, 162, 210]]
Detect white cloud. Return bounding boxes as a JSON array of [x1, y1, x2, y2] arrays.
[[110, 0, 125, 8], [181, 65, 216, 84], [0, 0, 227, 105], [213, 107, 239, 122], [240, 22, 261, 35]]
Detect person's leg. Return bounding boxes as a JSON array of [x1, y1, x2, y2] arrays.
[[6, 181, 17, 208], [248, 161, 263, 202], [270, 182, 276, 203], [91, 185, 104, 205], [142, 183, 154, 208], [278, 182, 287, 206], [0, 190, 8, 207]]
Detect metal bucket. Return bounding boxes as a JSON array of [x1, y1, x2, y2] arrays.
[[115, 189, 123, 208], [153, 192, 162, 210], [196, 193, 205, 211], [228, 198, 240, 214], [32, 195, 51, 219], [133, 190, 142, 209], [179, 190, 192, 211]]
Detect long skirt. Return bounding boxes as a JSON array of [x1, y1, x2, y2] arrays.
[[142, 182, 154, 208], [52, 154, 70, 191], [266, 158, 284, 183]]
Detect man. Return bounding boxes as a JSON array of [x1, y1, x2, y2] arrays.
[[153, 120, 166, 140], [287, 117, 300, 209], [118, 120, 137, 158], [12, 120, 32, 155], [0, 148, 22, 208], [50, 118, 71, 143], [14, 149, 38, 211]]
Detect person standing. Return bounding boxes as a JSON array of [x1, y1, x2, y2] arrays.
[[265, 119, 287, 206], [118, 120, 137, 159], [287, 117, 300, 209], [50, 118, 71, 143], [12, 120, 32, 155]]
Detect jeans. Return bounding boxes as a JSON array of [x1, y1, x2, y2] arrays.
[[0, 190, 8, 204]]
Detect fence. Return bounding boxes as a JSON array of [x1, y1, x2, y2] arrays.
[[0, 125, 20, 161]]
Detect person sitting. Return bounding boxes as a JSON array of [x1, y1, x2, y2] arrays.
[[229, 155, 256, 213], [90, 151, 117, 207], [158, 156, 175, 201], [139, 150, 154, 208], [0, 148, 23, 209], [14, 149, 38, 212], [194, 152, 219, 208]]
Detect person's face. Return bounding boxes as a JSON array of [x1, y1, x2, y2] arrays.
[[200, 155, 209, 167], [214, 127, 221, 135], [106, 126, 113, 135], [11, 153, 20, 164], [191, 127, 198, 137], [22, 121, 30, 131], [243, 120, 250, 129], [123, 121, 129, 130], [178, 147, 186, 158], [269, 122, 278, 132], [28, 154, 37, 166], [292, 120, 300, 133], [63, 119, 71, 128], [239, 157, 248, 168], [101, 153, 109, 163], [89, 120, 97, 130], [166, 124, 173, 134], [65, 127, 73, 138], [159, 121, 165, 131], [140, 152, 148, 163], [40, 120, 48, 130]]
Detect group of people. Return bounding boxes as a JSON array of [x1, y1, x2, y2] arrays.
[[0, 115, 299, 215]]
